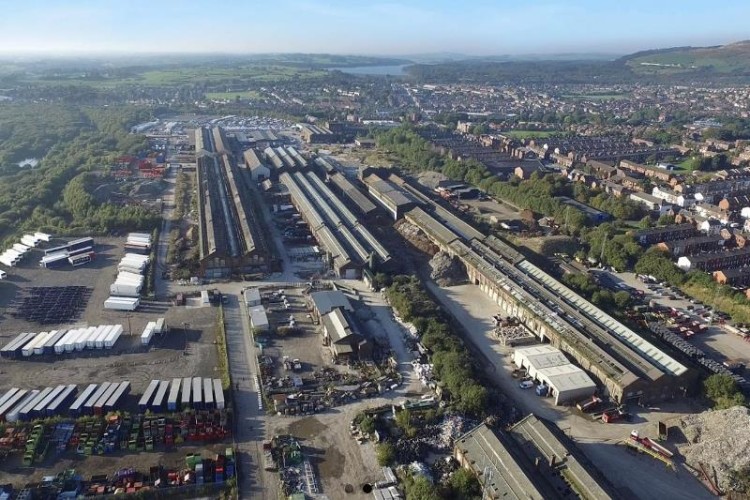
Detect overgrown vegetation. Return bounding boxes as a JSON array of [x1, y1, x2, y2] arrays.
[[376, 127, 642, 235], [0, 104, 159, 245], [216, 305, 231, 391], [703, 374, 747, 410], [385, 275, 488, 416]]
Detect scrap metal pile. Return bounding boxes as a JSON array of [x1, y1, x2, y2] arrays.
[[679, 406, 750, 494], [9, 286, 92, 324]]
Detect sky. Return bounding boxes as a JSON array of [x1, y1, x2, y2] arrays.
[[0, 0, 747, 57]]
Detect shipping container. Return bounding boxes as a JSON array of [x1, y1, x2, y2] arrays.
[[21, 332, 44, 357], [40, 253, 70, 268], [141, 321, 156, 346], [1, 332, 36, 358], [181, 377, 192, 408], [69, 384, 98, 417], [42, 329, 67, 355], [155, 318, 166, 334], [83, 382, 112, 416], [0, 389, 28, 421], [32, 385, 66, 417], [138, 380, 160, 411], [213, 379, 225, 410], [104, 325, 123, 348], [86, 326, 105, 349], [93, 383, 120, 415], [201, 291, 210, 304], [0, 388, 20, 409], [109, 284, 141, 297], [167, 378, 181, 411], [46, 385, 77, 417], [104, 381, 130, 411], [203, 378, 214, 409], [192, 377, 203, 410], [104, 296, 140, 311], [31, 332, 52, 355], [94, 325, 112, 349], [18, 387, 52, 421], [5, 390, 39, 423], [151, 380, 170, 412]]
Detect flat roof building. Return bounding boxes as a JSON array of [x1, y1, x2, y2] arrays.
[[513, 345, 597, 405]]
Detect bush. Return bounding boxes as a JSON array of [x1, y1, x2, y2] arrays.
[[448, 468, 481, 499], [703, 374, 747, 410], [376, 442, 396, 466]]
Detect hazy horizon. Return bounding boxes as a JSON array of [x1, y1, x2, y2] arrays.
[[0, 0, 747, 57]]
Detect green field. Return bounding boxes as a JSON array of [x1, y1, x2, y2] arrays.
[[15, 64, 329, 88], [503, 130, 557, 139], [626, 42, 750, 75], [205, 90, 262, 100]]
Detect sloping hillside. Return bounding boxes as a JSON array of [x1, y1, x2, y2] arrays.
[[624, 40, 750, 75]]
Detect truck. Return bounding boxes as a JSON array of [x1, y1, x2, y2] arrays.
[[601, 408, 631, 423], [576, 395, 602, 413]]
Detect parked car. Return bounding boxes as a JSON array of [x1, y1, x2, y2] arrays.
[[519, 380, 534, 389]]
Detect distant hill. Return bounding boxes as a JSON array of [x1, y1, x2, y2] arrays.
[[621, 40, 750, 75]]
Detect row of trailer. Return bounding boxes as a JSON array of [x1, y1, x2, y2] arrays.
[[140, 318, 167, 346], [39, 237, 95, 269], [0, 381, 130, 423], [0, 325, 123, 359], [0, 232, 51, 268], [125, 232, 152, 254], [106, 251, 150, 309], [139, 378, 225, 413]]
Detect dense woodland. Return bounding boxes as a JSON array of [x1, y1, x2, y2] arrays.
[[0, 103, 160, 246]]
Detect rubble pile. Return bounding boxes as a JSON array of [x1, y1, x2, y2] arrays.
[[678, 406, 750, 492], [429, 251, 467, 286], [395, 220, 437, 255], [494, 325, 534, 346]]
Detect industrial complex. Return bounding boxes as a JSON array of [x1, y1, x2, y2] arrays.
[[195, 126, 275, 277], [359, 172, 698, 404]]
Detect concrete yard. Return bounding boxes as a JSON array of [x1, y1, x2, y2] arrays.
[[426, 280, 714, 500], [604, 270, 750, 366], [0, 237, 231, 492]]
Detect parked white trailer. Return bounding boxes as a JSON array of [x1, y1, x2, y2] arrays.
[[32, 331, 52, 355], [110, 284, 141, 297], [78, 327, 96, 351], [12, 243, 30, 254], [61, 329, 80, 353], [94, 325, 112, 349], [104, 297, 139, 311], [21, 333, 44, 357], [34, 232, 52, 242], [85, 326, 104, 349], [141, 321, 157, 346], [155, 318, 166, 334], [21, 235, 39, 247], [104, 325, 122, 349]]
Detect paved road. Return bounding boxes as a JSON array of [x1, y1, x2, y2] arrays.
[[223, 293, 278, 499], [154, 167, 177, 300]]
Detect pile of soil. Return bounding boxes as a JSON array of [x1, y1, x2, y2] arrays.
[[429, 251, 467, 286]]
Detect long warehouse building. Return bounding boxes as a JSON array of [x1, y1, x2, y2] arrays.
[[403, 201, 695, 403], [280, 172, 360, 278], [195, 127, 275, 277]]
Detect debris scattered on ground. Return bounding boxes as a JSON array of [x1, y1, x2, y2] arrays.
[[678, 406, 750, 493], [395, 220, 437, 255], [429, 251, 467, 286], [416, 171, 448, 190]]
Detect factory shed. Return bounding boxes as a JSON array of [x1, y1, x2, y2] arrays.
[[454, 424, 547, 500], [513, 345, 596, 404]]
